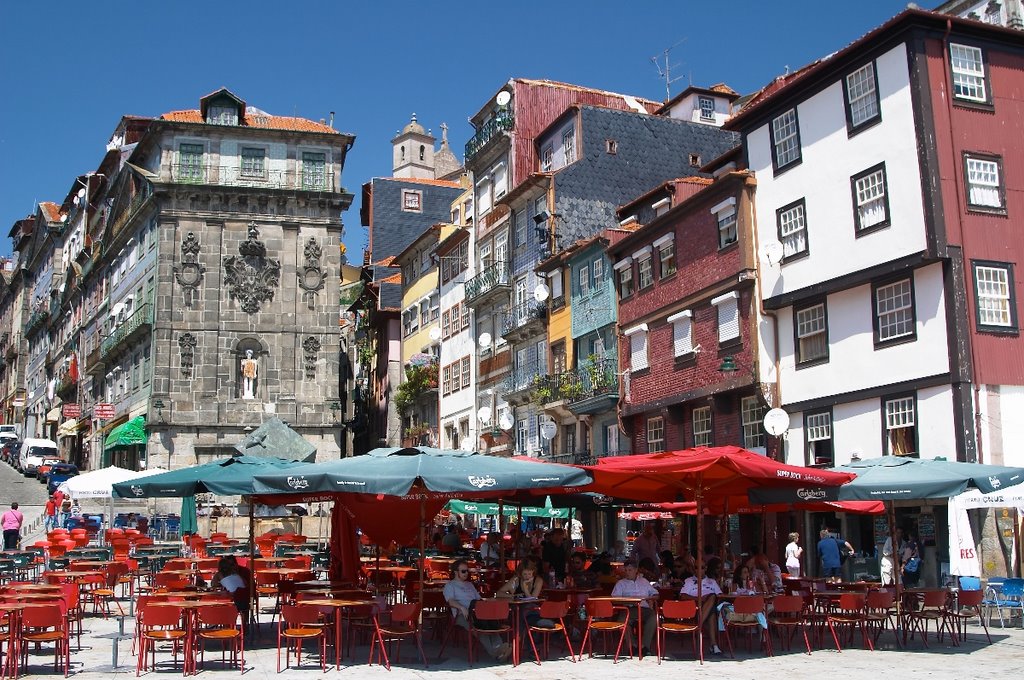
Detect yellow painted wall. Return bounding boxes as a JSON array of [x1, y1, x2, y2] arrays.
[[547, 270, 574, 370], [399, 224, 461, 366]]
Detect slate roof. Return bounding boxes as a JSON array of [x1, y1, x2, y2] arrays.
[[364, 177, 463, 262], [379, 282, 402, 312]]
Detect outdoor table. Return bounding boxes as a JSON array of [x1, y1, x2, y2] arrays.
[[149, 600, 207, 675], [4, 584, 62, 594], [588, 595, 652, 660], [69, 560, 115, 568], [298, 598, 374, 669], [253, 558, 288, 569], [837, 581, 877, 592], [44, 569, 104, 584], [812, 590, 847, 613], [501, 596, 543, 666]]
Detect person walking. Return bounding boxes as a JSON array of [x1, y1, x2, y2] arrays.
[[784, 532, 803, 577], [1, 502, 24, 550], [44, 495, 57, 532]]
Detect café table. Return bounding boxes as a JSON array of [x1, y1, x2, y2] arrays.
[[502, 595, 544, 666], [297, 598, 375, 668], [44, 569, 104, 584], [149, 600, 209, 675], [587, 595, 652, 660]]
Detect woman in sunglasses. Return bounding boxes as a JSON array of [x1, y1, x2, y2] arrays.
[[442, 559, 512, 661]]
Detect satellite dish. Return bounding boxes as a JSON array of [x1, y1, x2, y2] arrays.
[[762, 408, 791, 437], [533, 283, 550, 302], [539, 420, 557, 441], [495, 91, 511, 107], [77, 188, 86, 199], [461, 438, 475, 452], [478, 332, 492, 349], [760, 242, 785, 267], [499, 412, 514, 430], [477, 406, 492, 423], [429, 326, 442, 342]]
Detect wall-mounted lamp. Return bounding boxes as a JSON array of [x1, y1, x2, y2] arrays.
[[718, 356, 738, 373], [328, 400, 341, 422], [153, 399, 166, 423]]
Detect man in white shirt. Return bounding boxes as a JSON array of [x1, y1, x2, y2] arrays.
[[880, 527, 903, 585], [611, 560, 659, 655], [679, 558, 723, 655], [442, 559, 511, 661], [479, 532, 502, 566]]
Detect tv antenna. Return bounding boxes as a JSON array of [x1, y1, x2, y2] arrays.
[[651, 38, 688, 102]]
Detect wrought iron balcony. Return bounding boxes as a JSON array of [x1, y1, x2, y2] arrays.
[[567, 358, 620, 415], [100, 303, 153, 360], [501, 300, 547, 342], [464, 262, 511, 307], [84, 346, 105, 377], [546, 451, 595, 466], [108, 190, 151, 240], [465, 110, 514, 162], [25, 309, 49, 337], [169, 164, 339, 192], [501, 363, 542, 405], [532, 371, 579, 405]]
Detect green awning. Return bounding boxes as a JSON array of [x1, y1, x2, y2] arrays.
[[104, 415, 147, 451], [446, 498, 568, 519]]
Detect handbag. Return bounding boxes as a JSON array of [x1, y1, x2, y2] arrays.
[[904, 556, 921, 573]]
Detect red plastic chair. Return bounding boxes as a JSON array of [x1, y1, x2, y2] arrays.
[[580, 598, 631, 663], [136, 603, 187, 675], [827, 593, 874, 651], [724, 595, 773, 657], [19, 603, 71, 677], [768, 594, 812, 655], [656, 598, 700, 663], [369, 602, 427, 669], [277, 604, 327, 672], [526, 599, 576, 664], [195, 603, 244, 672], [467, 599, 513, 665]]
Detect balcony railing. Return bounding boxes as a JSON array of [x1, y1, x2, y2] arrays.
[[546, 451, 596, 466], [108, 189, 151, 240], [100, 303, 153, 360], [25, 309, 49, 337], [501, 300, 547, 339], [169, 164, 339, 192], [533, 372, 578, 404], [501, 364, 541, 400], [84, 346, 104, 376], [465, 262, 511, 305], [465, 110, 515, 162], [568, 358, 619, 404]]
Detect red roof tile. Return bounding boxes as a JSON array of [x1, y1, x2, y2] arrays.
[[381, 272, 402, 284], [380, 176, 461, 188], [160, 109, 339, 134], [375, 256, 396, 267], [39, 202, 62, 223], [679, 177, 714, 185]]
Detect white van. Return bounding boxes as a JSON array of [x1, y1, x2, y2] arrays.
[[19, 438, 59, 476]]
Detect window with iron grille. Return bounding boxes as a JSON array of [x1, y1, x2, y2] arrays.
[[805, 410, 833, 466], [845, 62, 880, 130], [302, 152, 326, 189], [777, 199, 807, 260], [973, 262, 1016, 330], [795, 302, 827, 364], [950, 43, 987, 103], [240, 147, 265, 177], [874, 278, 915, 345], [741, 396, 765, 449], [647, 416, 665, 453], [692, 406, 712, 447], [771, 109, 801, 171], [852, 164, 889, 233], [884, 395, 916, 457], [965, 154, 1004, 210]]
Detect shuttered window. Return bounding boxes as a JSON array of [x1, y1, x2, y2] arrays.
[[712, 292, 740, 343]]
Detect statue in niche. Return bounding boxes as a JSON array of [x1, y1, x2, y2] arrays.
[[241, 349, 259, 400]]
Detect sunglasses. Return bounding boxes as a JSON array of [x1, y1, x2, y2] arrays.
[[457, 569, 469, 574]]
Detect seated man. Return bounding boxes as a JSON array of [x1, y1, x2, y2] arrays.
[[567, 551, 598, 589], [442, 559, 512, 661], [611, 559, 659, 656], [679, 557, 723, 655]]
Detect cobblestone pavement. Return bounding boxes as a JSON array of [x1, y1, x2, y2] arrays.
[[0, 456, 48, 543], [25, 600, 1024, 680]]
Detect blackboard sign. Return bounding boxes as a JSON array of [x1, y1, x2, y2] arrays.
[[873, 517, 889, 545], [918, 513, 936, 546]]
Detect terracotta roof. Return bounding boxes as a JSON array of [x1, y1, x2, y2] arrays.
[[375, 256, 396, 267], [517, 78, 660, 109], [160, 109, 339, 134], [710, 83, 739, 96], [379, 176, 461, 188], [39, 202, 62, 223], [381, 272, 402, 284]]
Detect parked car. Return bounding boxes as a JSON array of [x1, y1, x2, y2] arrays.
[[46, 462, 79, 495], [0, 440, 19, 466], [19, 438, 59, 476], [36, 457, 64, 482]]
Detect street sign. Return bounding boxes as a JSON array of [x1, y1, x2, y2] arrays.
[[62, 403, 81, 418], [95, 403, 116, 419]]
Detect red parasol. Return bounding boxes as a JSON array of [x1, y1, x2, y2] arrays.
[[617, 498, 884, 519]]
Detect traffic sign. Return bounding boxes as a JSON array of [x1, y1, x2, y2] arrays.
[[95, 403, 116, 419]]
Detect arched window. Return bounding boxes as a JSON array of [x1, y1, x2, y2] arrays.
[[401, 146, 406, 161]]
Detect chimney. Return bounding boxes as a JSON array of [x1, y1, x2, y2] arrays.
[[329, 111, 335, 129]]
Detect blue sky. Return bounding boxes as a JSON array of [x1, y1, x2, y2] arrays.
[[0, 0, 913, 260]]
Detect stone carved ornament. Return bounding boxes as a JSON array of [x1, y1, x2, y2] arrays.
[[178, 333, 198, 377], [302, 336, 321, 379], [297, 237, 327, 309], [173, 232, 206, 307], [224, 222, 281, 314]]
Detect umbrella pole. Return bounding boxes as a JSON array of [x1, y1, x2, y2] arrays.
[[497, 500, 505, 576], [419, 499, 425, 615], [696, 490, 705, 665], [248, 499, 256, 635], [887, 501, 903, 634]]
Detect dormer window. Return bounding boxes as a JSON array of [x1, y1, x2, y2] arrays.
[[698, 96, 715, 121], [207, 105, 239, 126]]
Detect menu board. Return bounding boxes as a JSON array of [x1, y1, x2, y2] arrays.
[[873, 517, 889, 546], [918, 513, 936, 546]]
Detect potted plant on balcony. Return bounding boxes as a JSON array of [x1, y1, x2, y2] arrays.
[[529, 375, 552, 405], [403, 423, 432, 445], [395, 361, 438, 415]]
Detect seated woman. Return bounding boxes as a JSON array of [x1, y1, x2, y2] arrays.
[[728, 563, 759, 595], [212, 556, 252, 626], [496, 557, 550, 627]]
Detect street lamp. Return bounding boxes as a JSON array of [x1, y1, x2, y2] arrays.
[[718, 356, 738, 373]]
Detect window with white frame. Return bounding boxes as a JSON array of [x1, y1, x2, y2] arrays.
[[207, 105, 238, 125], [973, 262, 1016, 330], [852, 163, 889, 232], [616, 260, 633, 297], [626, 325, 649, 372], [874, 278, 915, 344], [592, 258, 603, 287], [492, 162, 507, 200], [402, 190, 422, 212], [845, 62, 880, 130], [712, 291, 740, 344], [240, 147, 266, 177], [692, 406, 712, 447], [965, 154, 1003, 210], [541, 144, 553, 172], [884, 395, 917, 457], [647, 416, 665, 453], [741, 396, 766, 449], [656, 234, 676, 278], [805, 410, 833, 466], [669, 310, 693, 357], [698, 96, 715, 121], [475, 176, 492, 216], [563, 127, 576, 165], [515, 210, 528, 247], [550, 269, 564, 303], [712, 198, 738, 249], [771, 108, 801, 170], [460, 302, 470, 331], [461, 356, 471, 389], [442, 364, 453, 396], [777, 199, 808, 260], [950, 43, 987, 103], [637, 255, 653, 290], [441, 309, 451, 339], [578, 265, 590, 297], [302, 152, 327, 189], [795, 302, 828, 364], [516, 418, 529, 455]]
